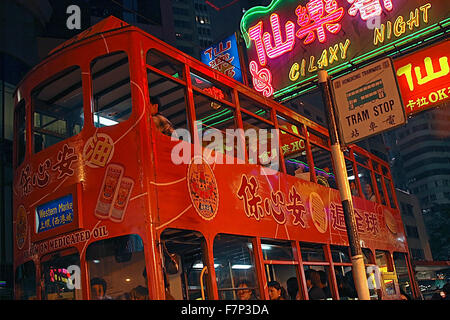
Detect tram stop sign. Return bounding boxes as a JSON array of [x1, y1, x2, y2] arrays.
[[331, 57, 406, 146]]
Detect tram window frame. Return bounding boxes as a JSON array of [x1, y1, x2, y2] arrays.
[[91, 51, 132, 128], [160, 228, 209, 300], [146, 48, 185, 81], [238, 93, 272, 122], [147, 67, 189, 133], [86, 234, 147, 300], [14, 100, 26, 167], [384, 177, 397, 209], [190, 70, 233, 103], [240, 110, 279, 171], [213, 234, 259, 300], [31, 65, 84, 152], [15, 260, 36, 300], [309, 143, 337, 189], [193, 91, 239, 160], [277, 115, 312, 181], [40, 248, 82, 300]]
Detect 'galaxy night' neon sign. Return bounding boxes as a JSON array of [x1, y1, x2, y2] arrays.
[[240, 0, 450, 99]]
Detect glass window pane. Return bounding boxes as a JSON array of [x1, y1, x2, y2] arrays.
[[311, 144, 337, 189], [375, 173, 387, 205], [148, 69, 188, 132], [303, 266, 332, 300], [15, 101, 26, 166], [265, 265, 296, 300], [384, 177, 396, 209], [357, 165, 375, 201], [362, 248, 374, 264], [15, 261, 36, 300], [376, 250, 393, 272], [87, 235, 147, 300], [32, 66, 83, 151], [92, 52, 131, 127], [241, 111, 279, 171], [330, 245, 350, 263], [160, 229, 208, 300], [214, 234, 258, 300], [41, 250, 82, 300], [190, 71, 232, 103], [261, 239, 293, 261], [334, 266, 357, 300], [300, 242, 325, 262], [146, 49, 185, 80], [238, 94, 271, 121], [393, 252, 413, 299]]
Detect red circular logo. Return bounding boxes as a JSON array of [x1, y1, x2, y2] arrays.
[[187, 156, 219, 221]]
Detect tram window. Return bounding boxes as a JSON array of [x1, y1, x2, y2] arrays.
[[92, 51, 131, 127], [330, 245, 351, 263], [334, 266, 357, 300], [261, 239, 294, 261], [393, 252, 413, 298], [303, 266, 333, 300], [300, 242, 326, 262], [241, 111, 279, 171], [193, 92, 239, 159], [310, 145, 337, 189], [376, 250, 393, 272], [376, 250, 397, 296], [384, 177, 397, 209], [362, 248, 375, 264], [190, 71, 232, 103], [86, 234, 147, 300], [238, 94, 272, 121], [32, 66, 83, 151], [148, 69, 189, 131], [40, 249, 81, 300], [265, 264, 297, 300], [146, 49, 185, 80], [357, 165, 375, 201], [14, 101, 26, 166], [354, 152, 369, 167], [160, 229, 208, 300], [15, 261, 36, 300], [375, 173, 387, 206], [347, 159, 360, 197], [213, 234, 258, 300]]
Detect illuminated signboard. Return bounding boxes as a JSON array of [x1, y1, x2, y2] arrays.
[[201, 33, 243, 83], [35, 194, 74, 234], [394, 39, 450, 116], [240, 0, 450, 99]]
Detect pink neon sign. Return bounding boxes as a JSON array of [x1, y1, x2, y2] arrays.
[[347, 0, 393, 21]]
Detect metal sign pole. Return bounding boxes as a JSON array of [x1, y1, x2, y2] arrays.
[[318, 70, 371, 300]]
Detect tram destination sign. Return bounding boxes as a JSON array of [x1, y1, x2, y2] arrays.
[[331, 57, 405, 145], [35, 194, 75, 234]]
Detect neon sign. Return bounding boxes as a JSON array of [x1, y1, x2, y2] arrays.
[[394, 40, 450, 116], [240, 0, 450, 99]]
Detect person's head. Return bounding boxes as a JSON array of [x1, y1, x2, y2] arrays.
[[152, 113, 175, 136], [268, 281, 284, 300], [305, 269, 321, 289], [236, 280, 253, 300], [90, 277, 107, 300], [364, 183, 373, 196], [130, 285, 148, 300], [286, 277, 299, 300]]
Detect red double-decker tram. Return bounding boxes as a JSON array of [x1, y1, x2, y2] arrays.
[[12, 17, 419, 300]]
